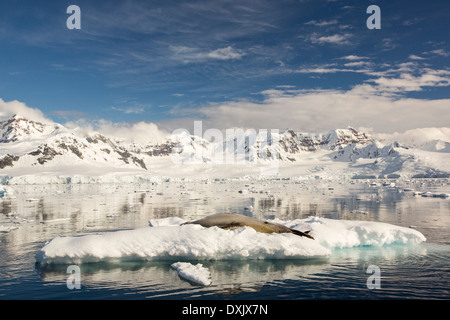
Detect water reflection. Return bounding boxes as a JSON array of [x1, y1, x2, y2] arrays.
[[36, 258, 332, 296], [34, 243, 433, 298], [1, 178, 449, 299]]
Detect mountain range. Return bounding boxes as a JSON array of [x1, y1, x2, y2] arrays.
[[0, 114, 449, 182]]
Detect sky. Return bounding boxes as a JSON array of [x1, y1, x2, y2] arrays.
[[0, 0, 449, 137]]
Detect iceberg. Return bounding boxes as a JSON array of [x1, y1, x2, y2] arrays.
[[171, 262, 212, 286], [35, 217, 426, 265]]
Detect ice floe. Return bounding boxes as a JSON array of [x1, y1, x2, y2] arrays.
[[35, 216, 426, 265]]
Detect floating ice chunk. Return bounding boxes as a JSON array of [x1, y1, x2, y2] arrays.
[[171, 262, 211, 286]]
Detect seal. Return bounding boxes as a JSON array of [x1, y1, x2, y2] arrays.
[[184, 213, 314, 240]]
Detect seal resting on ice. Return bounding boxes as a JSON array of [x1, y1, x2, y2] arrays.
[[184, 213, 314, 240]]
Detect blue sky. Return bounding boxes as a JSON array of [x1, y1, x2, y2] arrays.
[[0, 0, 449, 134]]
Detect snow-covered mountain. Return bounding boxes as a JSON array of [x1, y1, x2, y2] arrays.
[[0, 114, 448, 181], [0, 115, 172, 172]]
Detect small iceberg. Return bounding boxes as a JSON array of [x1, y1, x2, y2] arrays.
[[171, 262, 211, 286]]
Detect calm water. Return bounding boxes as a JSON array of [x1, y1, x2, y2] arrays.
[[0, 178, 449, 300]]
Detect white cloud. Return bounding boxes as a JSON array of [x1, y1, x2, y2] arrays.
[[96, 120, 170, 144], [65, 119, 170, 145], [375, 127, 450, 146], [162, 69, 450, 134], [367, 70, 450, 93], [344, 61, 373, 68], [428, 49, 450, 57], [0, 98, 169, 145], [109, 98, 152, 115], [206, 46, 245, 60], [0, 98, 53, 123], [111, 106, 146, 114], [408, 54, 426, 60], [295, 66, 346, 74], [380, 38, 398, 51], [294, 63, 371, 75], [309, 33, 352, 45], [304, 19, 338, 27], [170, 45, 244, 63], [340, 55, 368, 60]]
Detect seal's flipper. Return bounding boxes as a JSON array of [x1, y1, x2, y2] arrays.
[[290, 228, 315, 240]]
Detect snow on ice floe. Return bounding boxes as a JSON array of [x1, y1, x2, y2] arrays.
[[282, 217, 426, 248], [35, 217, 426, 265], [171, 262, 212, 286]]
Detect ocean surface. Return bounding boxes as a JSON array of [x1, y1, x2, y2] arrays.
[[0, 178, 449, 300]]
